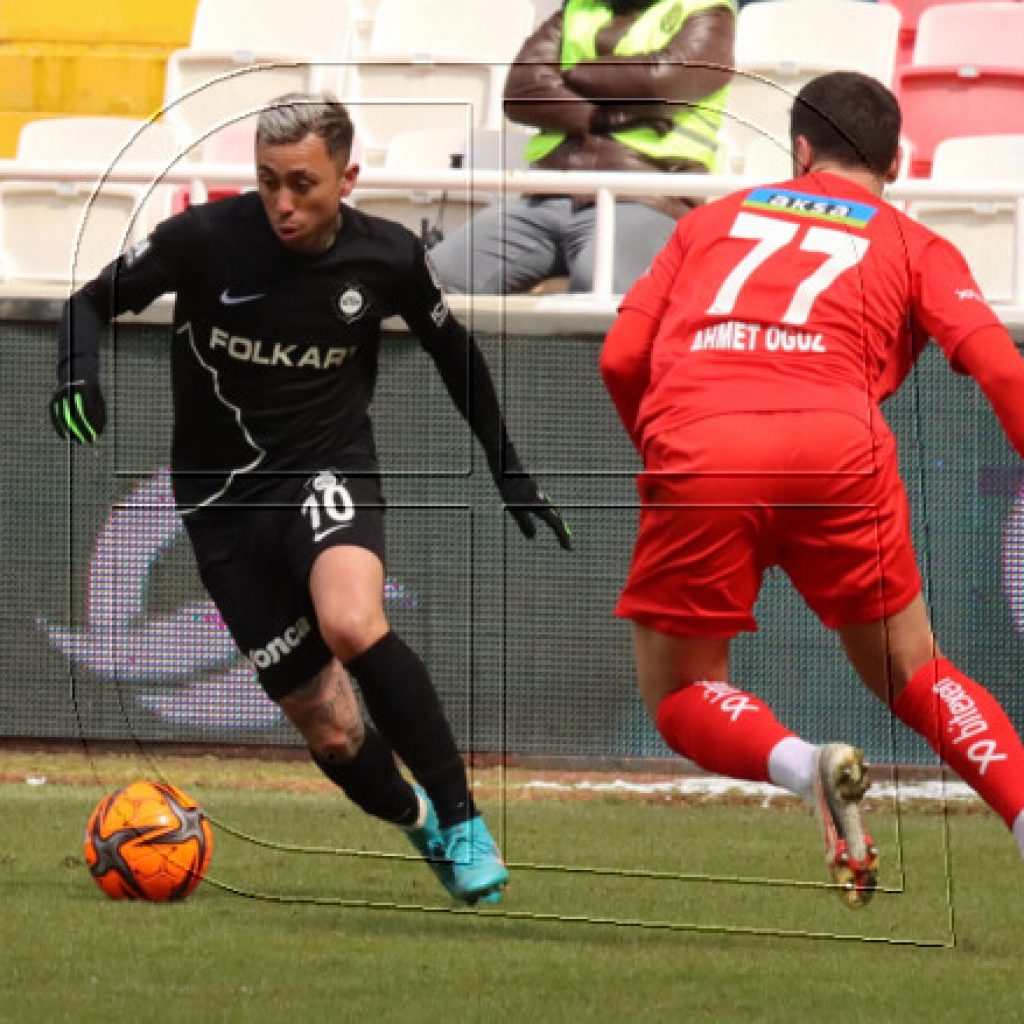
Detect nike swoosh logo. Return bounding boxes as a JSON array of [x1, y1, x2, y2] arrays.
[[220, 289, 266, 305], [312, 524, 351, 543]]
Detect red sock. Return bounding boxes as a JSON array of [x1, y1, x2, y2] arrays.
[[656, 681, 796, 782], [894, 658, 1024, 828]]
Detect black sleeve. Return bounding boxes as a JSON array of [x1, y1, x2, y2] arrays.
[[396, 240, 523, 481], [57, 209, 197, 384]]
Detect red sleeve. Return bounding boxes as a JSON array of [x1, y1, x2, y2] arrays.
[[600, 306, 659, 450], [912, 236, 1005, 370], [953, 324, 1024, 460], [602, 224, 687, 449]]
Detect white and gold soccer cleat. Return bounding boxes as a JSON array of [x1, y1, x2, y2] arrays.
[[811, 743, 879, 909]]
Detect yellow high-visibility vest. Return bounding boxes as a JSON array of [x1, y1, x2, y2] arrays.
[[524, 0, 735, 171]]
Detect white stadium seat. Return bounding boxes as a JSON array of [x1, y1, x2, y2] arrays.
[[909, 134, 1024, 304], [529, 0, 562, 26], [352, 127, 484, 238], [366, 0, 534, 57], [347, 0, 535, 165], [722, 1, 901, 174], [188, 0, 350, 54], [734, 0, 900, 83], [740, 133, 795, 181], [163, 0, 350, 152], [350, 126, 533, 239], [344, 0, 385, 58], [0, 118, 177, 284]]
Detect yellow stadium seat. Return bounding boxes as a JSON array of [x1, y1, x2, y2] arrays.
[[0, 45, 169, 117], [0, 0, 197, 47], [0, 0, 198, 154]]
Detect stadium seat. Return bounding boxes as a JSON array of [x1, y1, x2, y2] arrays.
[[351, 126, 532, 240], [163, 0, 349, 151], [0, 46, 172, 119], [344, 0, 384, 58], [16, 116, 179, 225], [897, 67, 1024, 177], [351, 128, 484, 240], [911, 1, 1024, 67], [721, 0, 901, 174], [0, 0, 197, 46], [742, 133, 794, 182], [172, 118, 255, 212], [530, 0, 562, 26], [880, 0, 994, 71], [348, 0, 535, 164], [0, 117, 177, 283], [15, 116, 177, 167], [895, 3, 1024, 176], [366, 0, 534, 57], [0, 1, 194, 156], [908, 134, 1024, 304]]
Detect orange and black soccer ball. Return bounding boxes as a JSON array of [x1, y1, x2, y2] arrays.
[[84, 780, 214, 901]]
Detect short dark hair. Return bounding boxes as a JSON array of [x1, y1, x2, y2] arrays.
[[256, 92, 355, 164], [790, 72, 901, 176]]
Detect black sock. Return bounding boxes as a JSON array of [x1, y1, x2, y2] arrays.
[[346, 631, 477, 828], [311, 724, 420, 827]]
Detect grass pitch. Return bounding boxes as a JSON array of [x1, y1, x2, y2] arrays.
[[1, 750, 1022, 1023]]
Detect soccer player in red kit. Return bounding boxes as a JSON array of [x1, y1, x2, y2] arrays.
[[600, 71, 1024, 906]]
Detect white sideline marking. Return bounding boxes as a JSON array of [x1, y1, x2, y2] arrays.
[[523, 777, 979, 807]]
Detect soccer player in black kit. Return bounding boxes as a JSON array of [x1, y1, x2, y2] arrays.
[[50, 93, 572, 905]]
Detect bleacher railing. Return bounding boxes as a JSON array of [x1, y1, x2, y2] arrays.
[[2, 160, 1023, 317]]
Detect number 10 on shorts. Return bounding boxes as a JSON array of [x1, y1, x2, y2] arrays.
[[302, 472, 355, 542]]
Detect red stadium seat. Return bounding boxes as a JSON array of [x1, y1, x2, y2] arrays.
[[881, 0, 1008, 71], [895, 3, 1024, 175], [898, 66, 1024, 177], [912, 1, 1024, 66], [171, 120, 253, 211], [171, 186, 243, 214]]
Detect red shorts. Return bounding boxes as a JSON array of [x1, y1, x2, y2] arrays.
[[616, 411, 922, 636]]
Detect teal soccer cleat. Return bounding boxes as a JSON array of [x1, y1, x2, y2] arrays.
[[440, 815, 509, 905], [403, 785, 453, 894], [403, 787, 508, 905]]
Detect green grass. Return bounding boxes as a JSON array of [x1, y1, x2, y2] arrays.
[[1, 773, 1022, 1024]]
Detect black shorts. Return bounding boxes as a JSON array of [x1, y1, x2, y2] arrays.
[[182, 469, 386, 700]]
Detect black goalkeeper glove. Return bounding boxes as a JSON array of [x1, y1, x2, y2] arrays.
[[49, 380, 107, 444], [498, 475, 574, 551]]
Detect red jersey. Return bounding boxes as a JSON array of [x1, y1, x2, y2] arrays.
[[620, 171, 1004, 447]]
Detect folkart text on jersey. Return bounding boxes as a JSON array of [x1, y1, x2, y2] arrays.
[[208, 326, 356, 370]]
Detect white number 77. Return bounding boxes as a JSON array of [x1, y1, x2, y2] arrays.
[[707, 211, 869, 326]]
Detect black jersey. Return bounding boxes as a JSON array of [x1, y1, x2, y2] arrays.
[[60, 193, 515, 511]]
